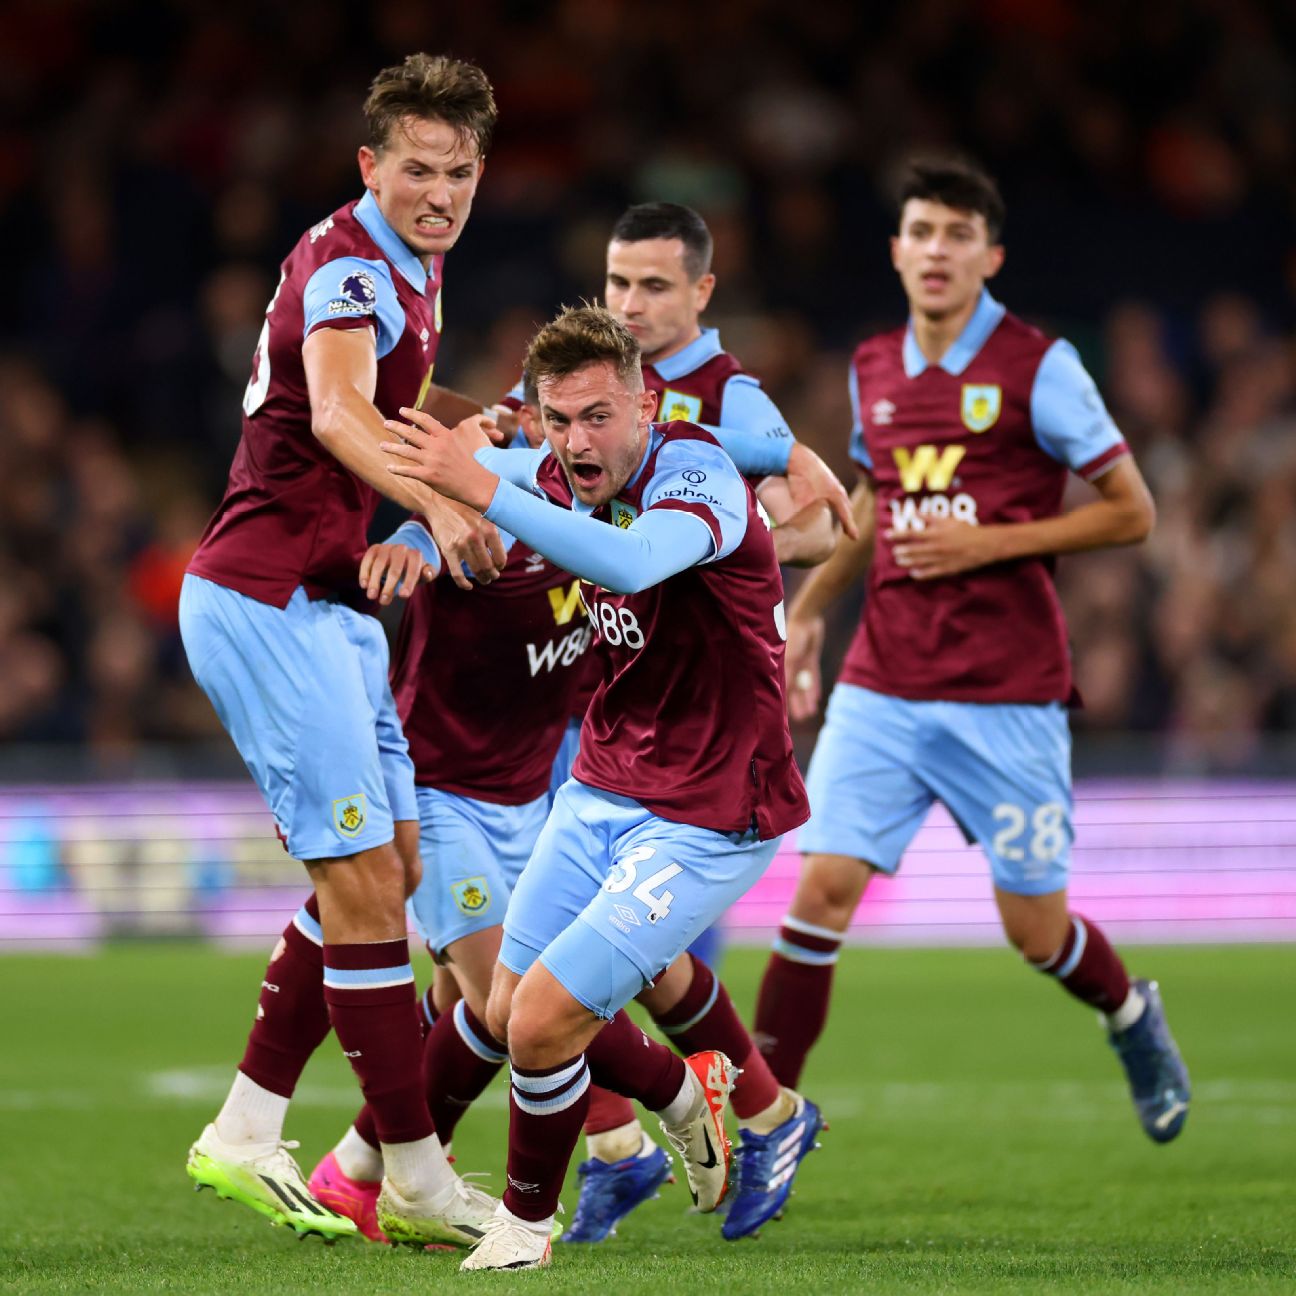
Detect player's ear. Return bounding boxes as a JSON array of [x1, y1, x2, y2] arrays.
[[358, 146, 378, 192], [695, 273, 716, 312], [889, 235, 901, 271], [984, 243, 1005, 280], [641, 386, 659, 424]]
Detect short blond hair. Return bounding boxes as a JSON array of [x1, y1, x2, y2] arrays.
[[523, 304, 642, 395], [363, 53, 497, 157]]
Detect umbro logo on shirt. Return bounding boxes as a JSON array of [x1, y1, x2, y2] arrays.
[[871, 399, 896, 426]]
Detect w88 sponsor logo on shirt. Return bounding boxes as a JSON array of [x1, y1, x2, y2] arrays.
[[581, 589, 646, 651]]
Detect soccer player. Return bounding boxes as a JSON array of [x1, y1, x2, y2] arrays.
[[312, 380, 825, 1246], [754, 157, 1191, 1144], [562, 201, 834, 1243], [380, 305, 812, 1271], [178, 54, 506, 1244]]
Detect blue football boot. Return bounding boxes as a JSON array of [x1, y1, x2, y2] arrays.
[[559, 1139, 673, 1243], [721, 1095, 825, 1241], [1108, 978, 1191, 1143]]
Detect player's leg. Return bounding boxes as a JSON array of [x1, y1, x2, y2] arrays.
[[927, 699, 1190, 1143], [754, 684, 932, 1086], [179, 577, 362, 1238], [463, 786, 753, 1270], [637, 952, 822, 1240], [413, 789, 550, 1145]]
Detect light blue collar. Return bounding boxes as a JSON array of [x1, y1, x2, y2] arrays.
[[353, 191, 431, 292], [902, 289, 1005, 378], [649, 328, 723, 381]]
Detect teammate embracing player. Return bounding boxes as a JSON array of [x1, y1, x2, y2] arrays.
[[755, 156, 1191, 1143]]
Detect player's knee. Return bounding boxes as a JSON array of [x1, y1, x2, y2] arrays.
[[794, 855, 868, 930], [1002, 913, 1066, 964], [484, 984, 513, 1047]]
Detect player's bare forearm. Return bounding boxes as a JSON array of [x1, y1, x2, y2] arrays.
[[773, 500, 836, 567], [890, 457, 1155, 580], [313, 385, 441, 512], [304, 329, 438, 514], [788, 480, 876, 619], [757, 478, 835, 567]]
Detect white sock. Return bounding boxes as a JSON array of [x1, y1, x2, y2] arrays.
[[214, 1071, 289, 1146], [499, 1201, 553, 1235], [657, 1069, 701, 1127], [739, 1087, 798, 1134], [334, 1124, 384, 1182], [1106, 986, 1147, 1033], [381, 1133, 456, 1201], [587, 1119, 645, 1163]]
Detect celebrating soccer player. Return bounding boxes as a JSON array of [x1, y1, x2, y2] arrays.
[[179, 54, 505, 1243], [754, 156, 1191, 1143], [380, 305, 812, 1271], [561, 202, 833, 1243]]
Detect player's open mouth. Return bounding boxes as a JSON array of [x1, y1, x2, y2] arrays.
[[570, 462, 604, 489], [921, 272, 950, 290], [416, 215, 452, 234]]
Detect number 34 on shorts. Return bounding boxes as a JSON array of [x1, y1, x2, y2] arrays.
[[603, 845, 681, 926]]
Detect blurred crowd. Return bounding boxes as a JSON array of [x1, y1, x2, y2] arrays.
[[1, 0, 1294, 771]]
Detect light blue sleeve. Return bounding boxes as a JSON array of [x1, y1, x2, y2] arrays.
[[714, 374, 795, 472], [703, 413, 795, 477], [483, 482, 713, 595], [504, 375, 526, 404], [642, 438, 749, 562], [302, 257, 405, 359], [476, 444, 547, 493], [1030, 340, 1126, 472], [846, 363, 872, 470]]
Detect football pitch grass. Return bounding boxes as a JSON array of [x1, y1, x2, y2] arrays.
[[2, 944, 1292, 1293]]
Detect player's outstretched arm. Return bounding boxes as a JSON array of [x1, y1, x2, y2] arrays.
[[380, 409, 715, 595], [889, 456, 1155, 581], [303, 329, 506, 588], [785, 480, 876, 720]]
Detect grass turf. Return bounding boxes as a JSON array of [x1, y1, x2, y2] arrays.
[[1, 944, 1292, 1293]]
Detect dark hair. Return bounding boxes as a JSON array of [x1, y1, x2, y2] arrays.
[[609, 202, 713, 280], [524, 304, 643, 395], [896, 156, 1005, 242], [364, 53, 497, 157]]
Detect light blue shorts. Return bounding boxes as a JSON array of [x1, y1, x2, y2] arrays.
[[547, 718, 582, 805], [501, 780, 779, 1019], [799, 683, 1073, 895], [407, 784, 550, 955], [179, 573, 417, 861]]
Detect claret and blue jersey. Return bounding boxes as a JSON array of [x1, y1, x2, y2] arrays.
[[476, 421, 807, 842], [803, 289, 1133, 891], [844, 288, 1129, 706], [181, 192, 443, 861], [188, 191, 444, 609]]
